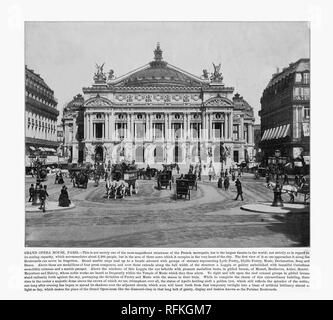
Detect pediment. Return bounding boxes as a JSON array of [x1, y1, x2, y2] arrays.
[[84, 96, 112, 107], [204, 96, 233, 107]]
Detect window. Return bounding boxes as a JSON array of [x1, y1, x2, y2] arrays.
[[233, 124, 239, 140], [153, 123, 163, 139], [156, 114, 161, 119], [213, 123, 222, 138], [215, 113, 221, 119], [135, 123, 145, 139], [183, 95, 189, 103], [96, 113, 102, 119], [173, 123, 182, 139], [303, 72, 310, 84], [295, 73, 302, 83], [116, 123, 126, 139], [303, 107, 310, 119], [145, 95, 152, 103], [95, 123, 103, 139], [28, 117, 31, 127], [137, 114, 143, 119], [244, 124, 249, 143], [118, 114, 124, 120], [126, 95, 133, 103], [164, 95, 171, 103], [175, 113, 180, 119], [190, 123, 200, 139]]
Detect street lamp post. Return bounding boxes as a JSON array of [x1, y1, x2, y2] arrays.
[[268, 149, 287, 207], [31, 150, 47, 205]]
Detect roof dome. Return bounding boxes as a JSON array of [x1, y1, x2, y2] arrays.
[[120, 43, 202, 87]]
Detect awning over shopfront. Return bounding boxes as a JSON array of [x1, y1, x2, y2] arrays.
[[261, 124, 291, 141]]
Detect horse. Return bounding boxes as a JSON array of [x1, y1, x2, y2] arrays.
[[266, 181, 309, 204], [105, 176, 115, 199]]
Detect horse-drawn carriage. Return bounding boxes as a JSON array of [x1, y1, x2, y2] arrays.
[[138, 167, 158, 180], [175, 178, 191, 200], [70, 168, 89, 188], [184, 173, 197, 190], [105, 162, 139, 199], [157, 170, 173, 190], [266, 181, 310, 204], [38, 168, 48, 182]]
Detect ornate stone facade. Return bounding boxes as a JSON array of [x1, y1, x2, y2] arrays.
[[64, 44, 255, 173]]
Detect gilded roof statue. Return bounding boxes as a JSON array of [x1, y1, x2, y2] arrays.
[[211, 62, 223, 83], [94, 63, 106, 82]]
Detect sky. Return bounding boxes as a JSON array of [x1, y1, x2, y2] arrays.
[[25, 21, 310, 124]]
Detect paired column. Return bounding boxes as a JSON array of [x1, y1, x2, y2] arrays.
[[110, 112, 115, 140], [127, 115, 130, 140], [164, 113, 167, 140], [149, 114, 152, 140], [229, 112, 233, 139]]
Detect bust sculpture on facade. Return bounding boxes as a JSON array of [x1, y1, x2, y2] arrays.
[[108, 69, 115, 80], [202, 69, 209, 79]]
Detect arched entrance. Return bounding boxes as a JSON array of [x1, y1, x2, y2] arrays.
[[174, 145, 183, 163], [191, 145, 199, 162], [135, 145, 145, 163], [213, 145, 220, 163], [95, 145, 103, 163], [154, 145, 164, 163]]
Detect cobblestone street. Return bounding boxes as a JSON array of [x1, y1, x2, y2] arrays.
[[25, 175, 309, 247]]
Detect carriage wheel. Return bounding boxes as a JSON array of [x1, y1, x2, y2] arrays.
[[129, 185, 133, 196]]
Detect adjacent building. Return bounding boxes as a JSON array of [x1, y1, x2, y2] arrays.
[[25, 66, 59, 167], [259, 59, 310, 166], [62, 44, 255, 173], [253, 124, 262, 163]]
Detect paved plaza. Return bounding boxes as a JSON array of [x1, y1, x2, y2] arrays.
[[25, 174, 309, 248]]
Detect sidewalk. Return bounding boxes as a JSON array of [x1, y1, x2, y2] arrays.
[[25, 201, 75, 213], [241, 202, 309, 214]]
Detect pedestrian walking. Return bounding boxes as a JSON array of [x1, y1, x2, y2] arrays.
[[300, 175, 307, 189], [217, 176, 223, 188], [234, 178, 244, 201], [266, 173, 270, 184], [224, 176, 230, 191], [224, 169, 228, 178], [295, 175, 299, 186], [232, 172, 236, 181], [58, 186, 71, 207], [28, 184, 34, 202], [208, 166, 214, 181], [38, 185, 49, 213], [283, 173, 289, 185]]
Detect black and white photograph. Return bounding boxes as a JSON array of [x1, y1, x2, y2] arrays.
[[24, 21, 310, 248]]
